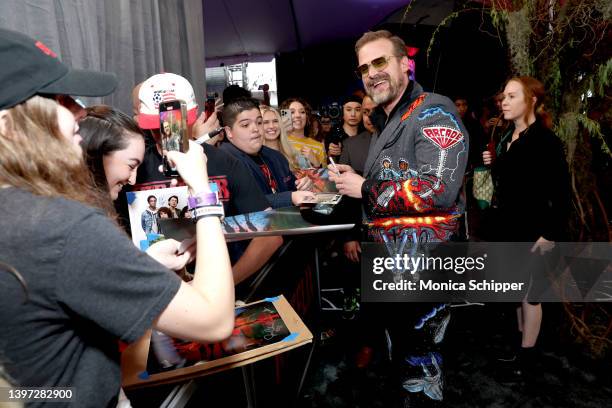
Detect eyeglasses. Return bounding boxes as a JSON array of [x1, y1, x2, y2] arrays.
[[355, 56, 397, 77]]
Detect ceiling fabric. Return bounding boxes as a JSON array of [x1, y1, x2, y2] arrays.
[[202, 0, 442, 65]]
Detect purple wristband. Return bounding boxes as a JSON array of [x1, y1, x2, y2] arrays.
[[188, 191, 218, 209]]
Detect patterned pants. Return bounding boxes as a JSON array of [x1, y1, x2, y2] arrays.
[[388, 303, 450, 406]]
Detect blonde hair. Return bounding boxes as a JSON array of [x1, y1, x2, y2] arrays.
[[260, 106, 301, 171], [0, 96, 113, 215]]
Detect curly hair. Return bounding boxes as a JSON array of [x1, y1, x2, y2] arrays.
[[279, 97, 315, 138]]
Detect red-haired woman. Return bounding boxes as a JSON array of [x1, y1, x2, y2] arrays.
[[483, 76, 570, 379]]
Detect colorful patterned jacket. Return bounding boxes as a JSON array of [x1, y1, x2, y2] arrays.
[[361, 82, 469, 242]]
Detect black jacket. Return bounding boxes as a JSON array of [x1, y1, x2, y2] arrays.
[[220, 142, 297, 209], [491, 120, 571, 241]]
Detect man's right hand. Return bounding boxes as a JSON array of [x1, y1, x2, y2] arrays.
[[166, 141, 210, 193]]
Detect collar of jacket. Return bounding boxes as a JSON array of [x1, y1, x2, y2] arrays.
[[498, 118, 549, 154], [370, 80, 421, 133], [221, 140, 262, 161]]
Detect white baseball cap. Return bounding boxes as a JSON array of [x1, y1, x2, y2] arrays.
[[137, 73, 198, 129]]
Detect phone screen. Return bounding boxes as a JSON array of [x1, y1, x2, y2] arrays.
[[204, 97, 215, 119], [159, 100, 188, 177]]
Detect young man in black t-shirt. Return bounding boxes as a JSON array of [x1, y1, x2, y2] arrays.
[[132, 73, 282, 284], [326, 95, 363, 161]]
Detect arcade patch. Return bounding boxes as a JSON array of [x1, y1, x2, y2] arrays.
[[421, 126, 464, 150]]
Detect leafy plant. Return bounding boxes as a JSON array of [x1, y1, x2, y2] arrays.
[[409, 0, 611, 356]]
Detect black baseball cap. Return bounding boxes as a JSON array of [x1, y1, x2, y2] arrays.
[[0, 28, 118, 110], [342, 95, 363, 106]]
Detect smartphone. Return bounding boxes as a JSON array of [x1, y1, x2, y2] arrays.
[[204, 96, 215, 119], [280, 109, 292, 121], [328, 127, 343, 145], [159, 100, 189, 177]]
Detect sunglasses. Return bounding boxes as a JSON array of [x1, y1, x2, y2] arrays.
[[355, 56, 397, 77]]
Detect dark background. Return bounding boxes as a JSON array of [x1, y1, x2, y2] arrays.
[[277, 9, 510, 112]]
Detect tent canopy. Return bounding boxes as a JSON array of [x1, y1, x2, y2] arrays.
[[203, 0, 454, 66]]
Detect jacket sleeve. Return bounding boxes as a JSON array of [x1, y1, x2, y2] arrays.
[[285, 164, 297, 190], [141, 211, 147, 232], [361, 104, 469, 218], [266, 191, 294, 209]]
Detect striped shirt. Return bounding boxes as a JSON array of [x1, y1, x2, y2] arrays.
[[287, 134, 327, 168]]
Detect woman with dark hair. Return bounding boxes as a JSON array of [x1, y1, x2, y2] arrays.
[[180, 205, 193, 219], [483, 76, 570, 379], [79, 105, 145, 200], [280, 97, 326, 168], [0, 28, 234, 407]]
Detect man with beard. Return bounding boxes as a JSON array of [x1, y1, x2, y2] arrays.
[[329, 30, 468, 406]]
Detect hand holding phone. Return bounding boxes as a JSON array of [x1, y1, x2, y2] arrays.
[[159, 100, 189, 177], [280, 109, 293, 133], [165, 141, 210, 194]]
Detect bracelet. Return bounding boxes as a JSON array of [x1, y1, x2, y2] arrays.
[[188, 191, 219, 209], [191, 204, 224, 222]]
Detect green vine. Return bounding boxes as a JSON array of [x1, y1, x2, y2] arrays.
[[505, 5, 534, 75], [590, 58, 612, 98], [426, 11, 460, 65], [418, 0, 611, 356]]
